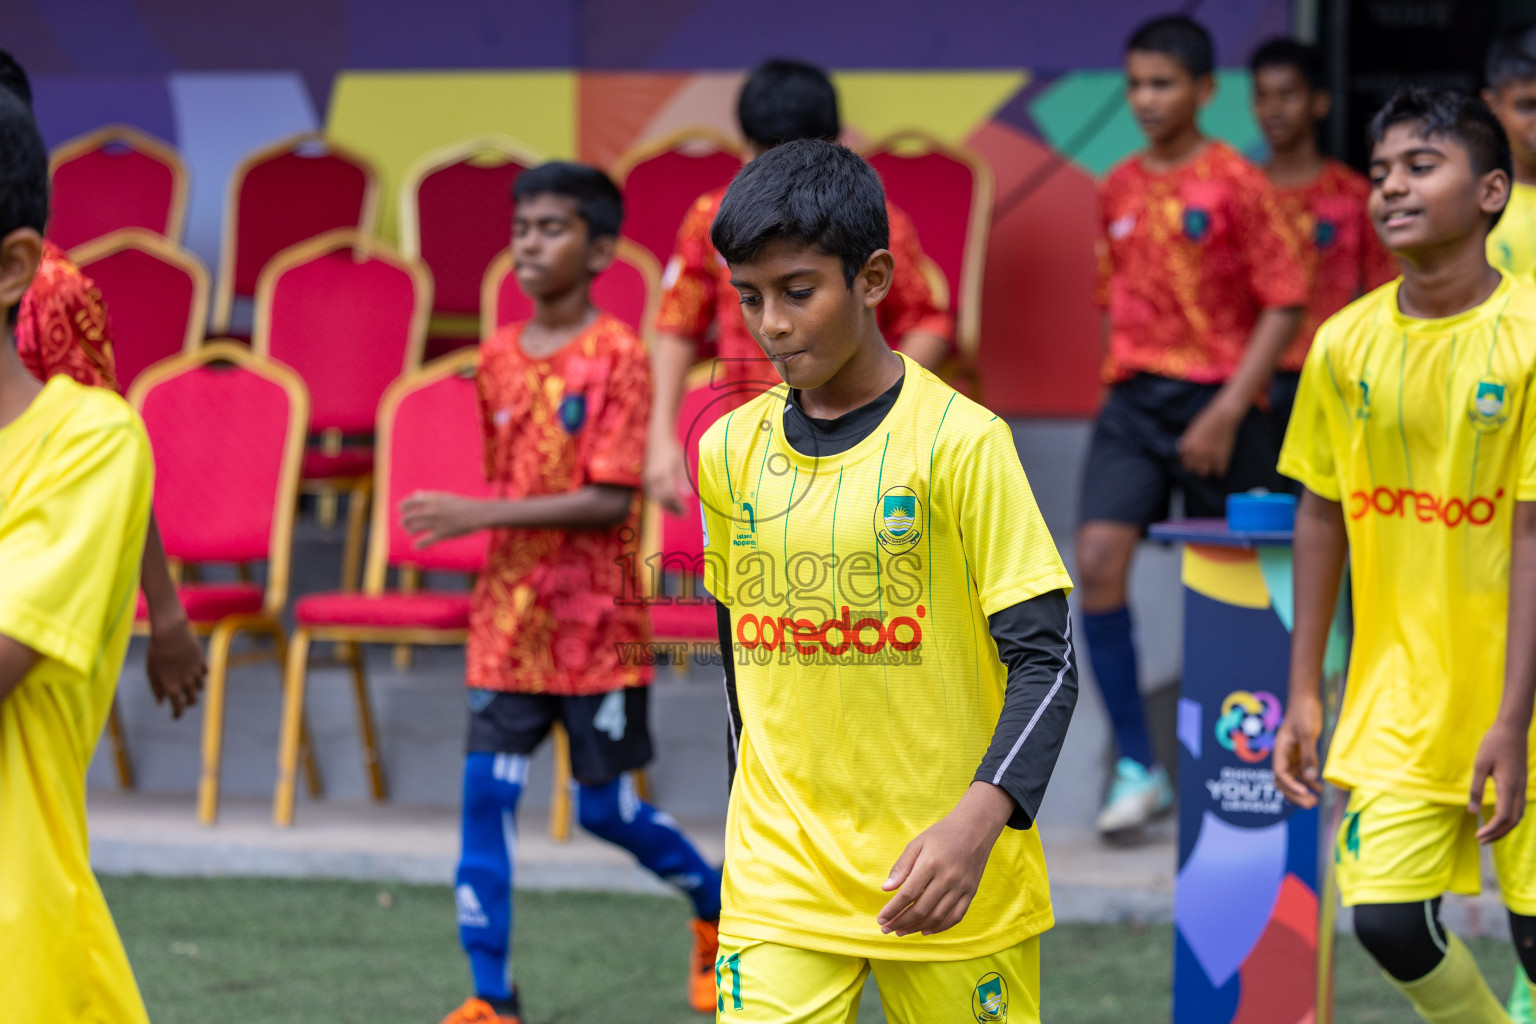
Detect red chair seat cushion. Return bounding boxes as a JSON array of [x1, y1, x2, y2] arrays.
[[136, 583, 265, 624], [648, 600, 717, 643], [302, 446, 374, 481], [295, 591, 472, 630]]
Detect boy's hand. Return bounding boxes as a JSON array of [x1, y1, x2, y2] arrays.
[[1470, 719, 1528, 843], [146, 615, 206, 719], [644, 436, 690, 517], [877, 782, 1013, 937], [1273, 692, 1324, 808], [1177, 402, 1243, 478], [399, 491, 486, 549]]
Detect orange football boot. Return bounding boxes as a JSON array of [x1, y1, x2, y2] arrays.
[[437, 996, 521, 1024], [690, 918, 721, 1013]]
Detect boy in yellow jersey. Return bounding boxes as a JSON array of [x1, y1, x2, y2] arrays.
[[696, 139, 1077, 1023], [1275, 87, 1536, 1024], [0, 90, 156, 1023], [1486, 23, 1536, 282]]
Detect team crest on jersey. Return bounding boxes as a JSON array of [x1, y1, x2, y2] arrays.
[[557, 393, 587, 433], [972, 972, 1008, 1022], [1182, 207, 1211, 242], [1109, 213, 1136, 239], [1314, 219, 1337, 249], [1469, 378, 1510, 432], [876, 486, 922, 552]]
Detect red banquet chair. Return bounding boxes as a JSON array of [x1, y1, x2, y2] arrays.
[[862, 131, 994, 369], [612, 128, 744, 268], [641, 361, 728, 649], [211, 132, 380, 334], [126, 341, 319, 824], [272, 349, 490, 825], [253, 229, 432, 591], [71, 228, 208, 393], [398, 135, 541, 354], [479, 237, 661, 340], [48, 124, 189, 251]]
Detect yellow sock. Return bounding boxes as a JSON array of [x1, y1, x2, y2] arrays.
[[1392, 935, 1512, 1024]]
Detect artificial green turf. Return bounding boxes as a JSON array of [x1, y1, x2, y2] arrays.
[[101, 875, 1522, 1023]]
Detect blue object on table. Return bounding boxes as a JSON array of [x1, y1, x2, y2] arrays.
[[1227, 491, 1296, 534]]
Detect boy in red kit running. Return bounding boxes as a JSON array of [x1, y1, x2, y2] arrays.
[[400, 163, 722, 1024]]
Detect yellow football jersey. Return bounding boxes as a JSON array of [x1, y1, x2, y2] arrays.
[[1280, 274, 1536, 806], [698, 355, 1074, 960], [0, 376, 154, 1024], [1488, 181, 1536, 282]]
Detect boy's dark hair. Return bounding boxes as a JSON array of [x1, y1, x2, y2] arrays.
[[1249, 38, 1325, 90], [1126, 15, 1215, 80], [1368, 87, 1512, 227], [737, 59, 841, 151], [0, 88, 47, 326], [512, 161, 623, 239], [0, 50, 32, 109], [1487, 22, 1536, 91], [711, 139, 887, 288]]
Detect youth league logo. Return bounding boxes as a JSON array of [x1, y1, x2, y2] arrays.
[[1469, 378, 1510, 433], [972, 973, 1008, 1022], [1215, 690, 1281, 763], [876, 486, 922, 552]]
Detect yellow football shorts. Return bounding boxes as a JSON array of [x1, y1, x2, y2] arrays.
[[1335, 789, 1536, 914], [714, 932, 1039, 1024]]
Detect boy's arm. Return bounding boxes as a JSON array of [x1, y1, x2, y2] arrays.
[[1272, 488, 1347, 808], [139, 514, 206, 718], [0, 634, 40, 706], [1470, 500, 1536, 842], [399, 484, 635, 548], [715, 600, 741, 789], [878, 590, 1077, 937], [973, 590, 1078, 828], [644, 333, 699, 516], [1177, 303, 1302, 477]]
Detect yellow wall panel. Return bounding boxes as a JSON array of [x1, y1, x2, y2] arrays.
[[327, 71, 575, 242], [831, 71, 1028, 146]]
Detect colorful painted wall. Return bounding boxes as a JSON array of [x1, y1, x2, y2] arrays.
[[12, 0, 1292, 416]]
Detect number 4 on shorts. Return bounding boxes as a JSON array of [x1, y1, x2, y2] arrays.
[[715, 952, 743, 1012], [593, 690, 626, 741]]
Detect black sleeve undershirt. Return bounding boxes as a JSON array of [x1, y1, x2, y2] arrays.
[[714, 374, 1078, 828]]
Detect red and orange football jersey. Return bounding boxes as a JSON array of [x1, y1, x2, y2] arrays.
[[16, 240, 118, 392], [469, 313, 652, 695], [654, 187, 953, 404], [1273, 160, 1398, 373], [1096, 141, 1308, 385]]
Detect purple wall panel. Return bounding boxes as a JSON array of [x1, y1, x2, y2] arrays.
[[346, 0, 579, 68], [30, 75, 177, 151]]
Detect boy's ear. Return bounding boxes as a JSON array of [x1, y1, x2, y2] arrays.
[[1481, 167, 1513, 223], [586, 233, 618, 276], [857, 249, 896, 309], [0, 227, 43, 319], [1195, 72, 1217, 107], [1482, 87, 1501, 112], [1310, 89, 1332, 122]]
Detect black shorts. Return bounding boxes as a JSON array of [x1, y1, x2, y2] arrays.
[[1079, 373, 1284, 528], [465, 686, 653, 782]]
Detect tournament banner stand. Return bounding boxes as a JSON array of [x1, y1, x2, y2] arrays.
[[1147, 519, 1350, 1024]]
